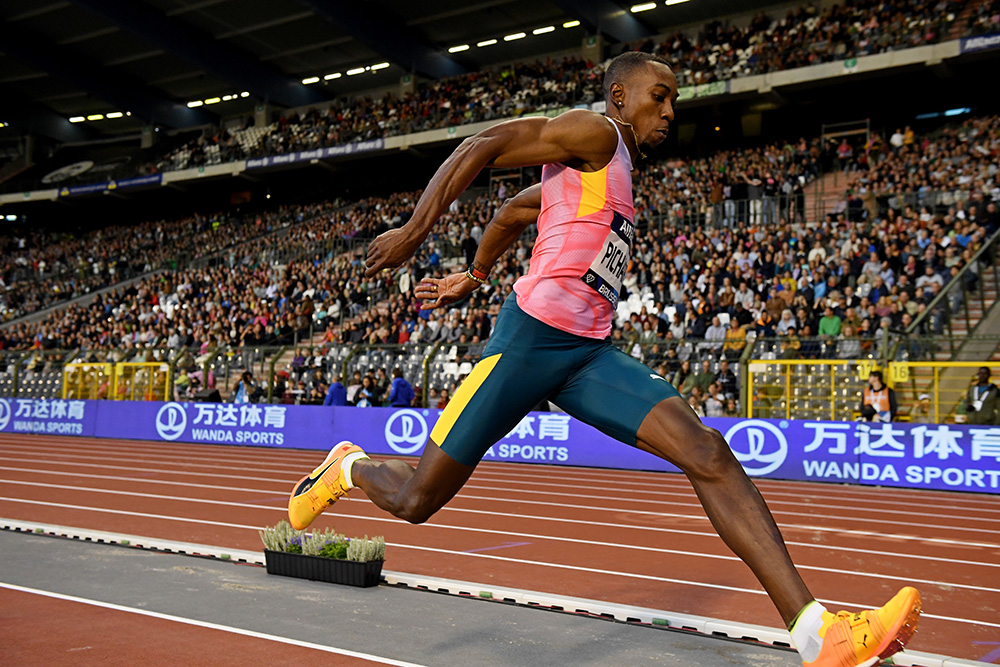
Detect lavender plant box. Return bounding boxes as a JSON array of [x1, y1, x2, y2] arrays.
[[263, 550, 384, 587]]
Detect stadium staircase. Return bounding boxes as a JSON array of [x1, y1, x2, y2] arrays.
[[803, 171, 845, 221], [947, 1, 978, 40]]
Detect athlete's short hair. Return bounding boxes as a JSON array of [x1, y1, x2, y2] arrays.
[[603, 51, 672, 100]]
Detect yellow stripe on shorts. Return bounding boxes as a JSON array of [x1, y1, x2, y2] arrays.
[[431, 353, 502, 446]]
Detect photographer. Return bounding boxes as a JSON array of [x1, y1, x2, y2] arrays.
[[233, 370, 263, 404]]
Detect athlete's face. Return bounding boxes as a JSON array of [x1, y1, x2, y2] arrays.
[[621, 62, 678, 149]]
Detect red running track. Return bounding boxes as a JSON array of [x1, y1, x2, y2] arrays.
[[0, 587, 393, 666], [0, 433, 998, 662]]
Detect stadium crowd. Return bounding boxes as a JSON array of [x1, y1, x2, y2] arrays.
[[3, 111, 998, 415], [0, 203, 340, 322], [120, 0, 978, 179]]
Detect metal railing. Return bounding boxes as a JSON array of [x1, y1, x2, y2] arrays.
[[904, 227, 1000, 353]]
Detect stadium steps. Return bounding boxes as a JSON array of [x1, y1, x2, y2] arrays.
[[802, 171, 844, 221], [948, 2, 977, 40]]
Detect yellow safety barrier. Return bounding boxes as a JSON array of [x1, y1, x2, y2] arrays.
[[746, 359, 874, 421], [747, 359, 1000, 423], [62, 363, 114, 400], [888, 361, 1000, 424], [112, 362, 172, 401]]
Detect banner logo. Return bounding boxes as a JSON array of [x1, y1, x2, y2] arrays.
[[0, 398, 10, 431], [155, 403, 187, 441], [384, 409, 428, 455], [724, 419, 788, 475]]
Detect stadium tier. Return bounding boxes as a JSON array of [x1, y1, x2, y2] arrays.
[[1, 0, 999, 426]]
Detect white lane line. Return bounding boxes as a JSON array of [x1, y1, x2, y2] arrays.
[[6, 439, 998, 514], [3, 475, 1000, 554], [3, 434, 991, 505], [0, 523, 980, 667], [4, 532, 996, 633], [3, 464, 996, 540], [4, 458, 1000, 527], [2, 491, 999, 600], [2, 490, 997, 580], [5, 461, 999, 535], [0, 582, 427, 667]]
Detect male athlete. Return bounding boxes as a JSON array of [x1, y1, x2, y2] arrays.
[[288, 52, 920, 666]]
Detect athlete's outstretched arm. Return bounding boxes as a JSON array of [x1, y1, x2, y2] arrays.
[[415, 184, 541, 310], [364, 111, 616, 277]]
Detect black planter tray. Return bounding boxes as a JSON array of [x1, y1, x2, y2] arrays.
[[263, 550, 384, 588]]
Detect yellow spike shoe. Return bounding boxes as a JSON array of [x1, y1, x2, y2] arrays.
[[288, 441, 367, 530], [805, 587, 921, 667]]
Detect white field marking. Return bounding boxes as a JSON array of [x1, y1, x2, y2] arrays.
[[3, 476, 1000, 553], [0, 474, 1000, 590], [7, 439, 998, 516], [2, 466, 996, 545], [8, 478, 989, 595], [0, 498, 1000, 627], [378, 544, 1000, 630], [4, 433, 991, 507], [476, 468, 1000, 513], [453, 491, 1000, 535], [0, 524, 991, 667], [0, 432, 985, 500], [3, 486, 997, 582], [0, 582, 427, 667], [0, 455, 296, 485], [4, 459, 998, 531], [5, 481, 999, 578], [9, 518, 993, 632], [0, 465, 283, 494], [3, 438, 1000, 518], [4, 453, 999, 523], [6, 481, 998, 594]]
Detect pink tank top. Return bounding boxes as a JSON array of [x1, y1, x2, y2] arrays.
[[514, 119, 635, 339]]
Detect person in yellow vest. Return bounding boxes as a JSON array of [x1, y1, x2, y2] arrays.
[[860, 370, 897, 422]]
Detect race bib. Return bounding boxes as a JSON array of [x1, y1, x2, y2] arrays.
[[580, 211, 635, 308]]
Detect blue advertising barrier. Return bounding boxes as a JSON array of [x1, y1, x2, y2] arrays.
[[960, 33, 1000, 54], [1, 398, 998, 494], [57, 174, 163, 198]]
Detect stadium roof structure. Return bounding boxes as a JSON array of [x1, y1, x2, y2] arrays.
[[0, 0, 789, 143]]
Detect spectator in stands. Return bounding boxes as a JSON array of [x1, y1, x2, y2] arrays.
[[323, 374, 348, 406], [687, 392, 706, 418], [910, 393, 934, 424], [964, 366, 1000, 425], [818, 306, 842, 340], [704, 382, 725, 417], [780, 328, 802, 359], [436, 388, 450, 409], [232, 370, 261, 404], [692, 360, 716, 395], [346, 371, 364, 405], [714, 360, 738, 399], [860, 370, 897, 422], [387, 368, 415, 408], [704, 316, 727, 356], [837, 324, 862, 359], [355, 375, 376, 407], [374, 368, 390, 404]]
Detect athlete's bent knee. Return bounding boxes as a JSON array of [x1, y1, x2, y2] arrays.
[[682, 427, 739, 482], [393, 492, 439, 525]]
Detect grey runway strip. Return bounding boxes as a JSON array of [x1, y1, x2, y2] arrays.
[[0, 530, 800, 666]]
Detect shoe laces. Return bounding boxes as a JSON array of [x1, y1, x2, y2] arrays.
[[831, 609, 869, 628]]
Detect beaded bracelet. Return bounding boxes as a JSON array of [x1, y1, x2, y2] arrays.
[[468, 264, 490, 281]]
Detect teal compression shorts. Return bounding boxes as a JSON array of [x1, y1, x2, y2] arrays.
[[430, 294, 682, 466]]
